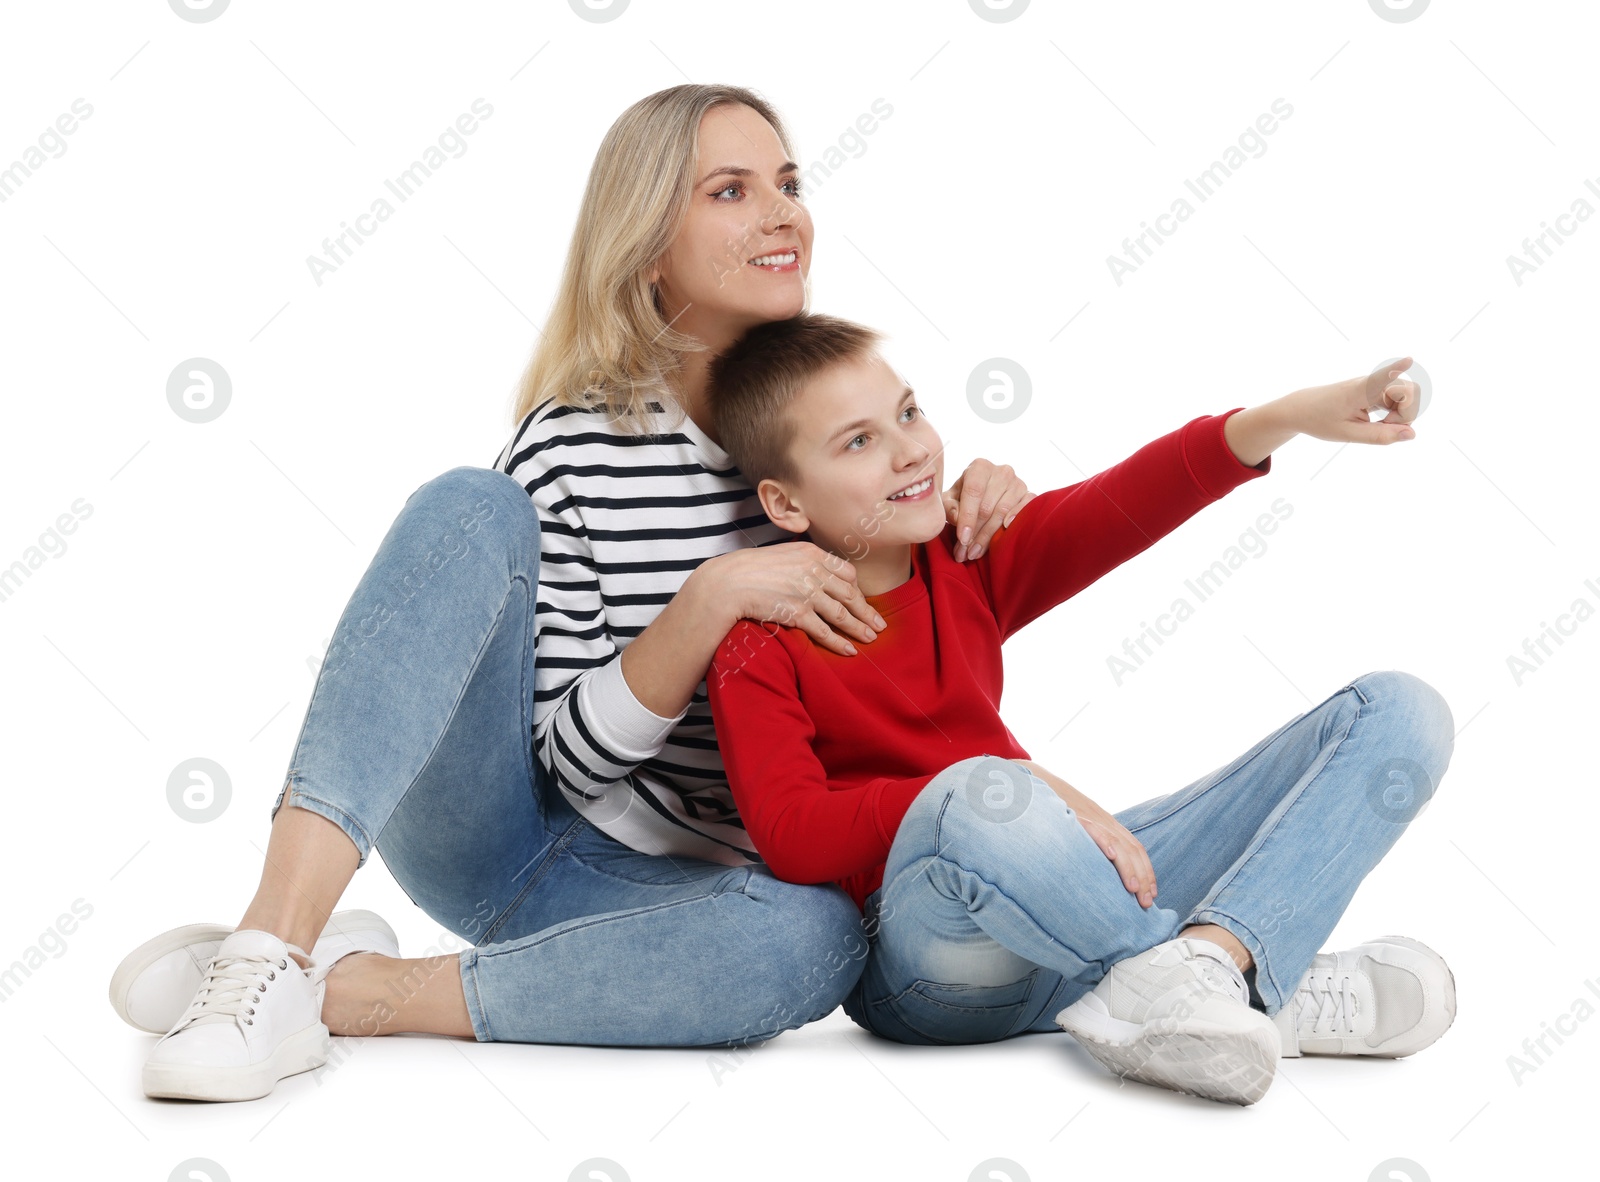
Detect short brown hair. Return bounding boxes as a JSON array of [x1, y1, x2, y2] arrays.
[[707, 313, 883, 492]]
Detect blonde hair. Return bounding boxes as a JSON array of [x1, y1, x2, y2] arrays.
[[509, 84, 810, 435]]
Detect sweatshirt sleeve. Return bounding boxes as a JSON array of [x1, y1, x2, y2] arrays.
[[972, 408, 1271, 641], [706, 620, 933, 884], [494, 407, 692, 803]]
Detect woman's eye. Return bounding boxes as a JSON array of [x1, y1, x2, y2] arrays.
[[847, 434, 867, 450], [713, 179, 802, 201]]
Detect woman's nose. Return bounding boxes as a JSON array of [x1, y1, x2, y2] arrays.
[[761, 191, 801, 233]]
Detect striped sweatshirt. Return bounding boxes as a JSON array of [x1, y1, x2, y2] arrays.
[[492, 395, 800, 865]]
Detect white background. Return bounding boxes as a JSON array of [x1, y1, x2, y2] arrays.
[[1, 0, 1593, 1178]]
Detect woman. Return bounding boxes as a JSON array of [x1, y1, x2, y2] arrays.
[[106, 84, 1036, 1103]]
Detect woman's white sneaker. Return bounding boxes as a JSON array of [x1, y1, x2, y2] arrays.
[[1054, 936, 1280, 1106], [110, 909, 399, 1035], [142, 929, 329, 1102], [1271, 935, 1457, 1058]]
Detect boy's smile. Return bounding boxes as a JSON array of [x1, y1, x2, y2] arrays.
[[755, 349, 946, 597]]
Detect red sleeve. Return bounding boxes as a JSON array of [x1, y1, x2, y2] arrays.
[[707, 620, 933, 884], [971, 408, 1271, 641]]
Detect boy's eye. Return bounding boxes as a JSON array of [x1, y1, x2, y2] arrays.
[[845, 406, 920, 451]]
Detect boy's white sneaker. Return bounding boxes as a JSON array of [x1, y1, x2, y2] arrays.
[[1054, 936, 1279, 1106], [1272, 935, 1456, 1058], [142, 929, 329, 1102], [110, 909, 398, 1035]]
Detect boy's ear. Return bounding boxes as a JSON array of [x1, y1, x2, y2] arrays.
[[757, 478, 810, 534]]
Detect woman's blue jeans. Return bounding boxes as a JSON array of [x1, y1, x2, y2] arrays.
[[268, 467, 867, 1045], [841, 672, 1455, 1045]]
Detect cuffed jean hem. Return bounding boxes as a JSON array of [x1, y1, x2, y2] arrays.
[[269, 779, 375, 867], [459, 948, 492, 1042]]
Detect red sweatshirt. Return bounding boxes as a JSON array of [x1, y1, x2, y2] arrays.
[[705, 409, 1272, 911]]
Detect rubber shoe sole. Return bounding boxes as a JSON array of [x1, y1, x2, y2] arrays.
[[142, 1021, 331, 1102], [110, 909, 397, 1035], [1057, 992, 1280, 1106]]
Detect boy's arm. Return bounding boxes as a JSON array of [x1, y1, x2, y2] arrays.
[[972, 408, 1270, 640], [707, 620, 934, 884]]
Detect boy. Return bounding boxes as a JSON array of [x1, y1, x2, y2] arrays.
[[702, 313, 1452, 1106]]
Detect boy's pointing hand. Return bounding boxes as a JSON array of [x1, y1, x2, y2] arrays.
[[1289, 356, 1422, 447]]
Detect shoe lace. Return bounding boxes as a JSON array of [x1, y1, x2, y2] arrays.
[[1298, 971, 1357, 1036], [177, 953, 291, 1030]]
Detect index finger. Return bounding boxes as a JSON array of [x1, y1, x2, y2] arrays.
[[811, 547, 886, 635], [836, 577, 887, 632], [954, 467, 992, 547]]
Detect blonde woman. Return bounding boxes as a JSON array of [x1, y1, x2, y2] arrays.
[[106, 83, 1035, 1102]]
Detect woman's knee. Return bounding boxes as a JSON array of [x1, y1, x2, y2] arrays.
[[405, 466, 539, 566], [412, 465, 532, 517]]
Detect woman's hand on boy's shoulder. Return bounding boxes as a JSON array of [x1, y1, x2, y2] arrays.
[[943, 458, 1036, 563]]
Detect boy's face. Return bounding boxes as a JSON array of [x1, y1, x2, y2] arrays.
[[758, 349, 946, 558]]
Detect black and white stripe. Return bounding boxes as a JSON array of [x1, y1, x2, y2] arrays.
[[492, 396, 796, 865]]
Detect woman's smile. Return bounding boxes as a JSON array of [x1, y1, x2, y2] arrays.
[[748, 247, 800, 272]]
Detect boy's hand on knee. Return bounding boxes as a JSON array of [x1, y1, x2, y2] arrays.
[[1012, 759, 1158, 908], [1077, 813, 1158, 910]]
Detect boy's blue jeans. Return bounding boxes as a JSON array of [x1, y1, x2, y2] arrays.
[[268, 467, 866, 1045], [842, 673, 1455, 1045]]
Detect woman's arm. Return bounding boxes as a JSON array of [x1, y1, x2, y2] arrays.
[[618, 569, 734, 719]]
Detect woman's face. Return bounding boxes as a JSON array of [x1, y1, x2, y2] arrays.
[[650, 103, 814, 347]]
